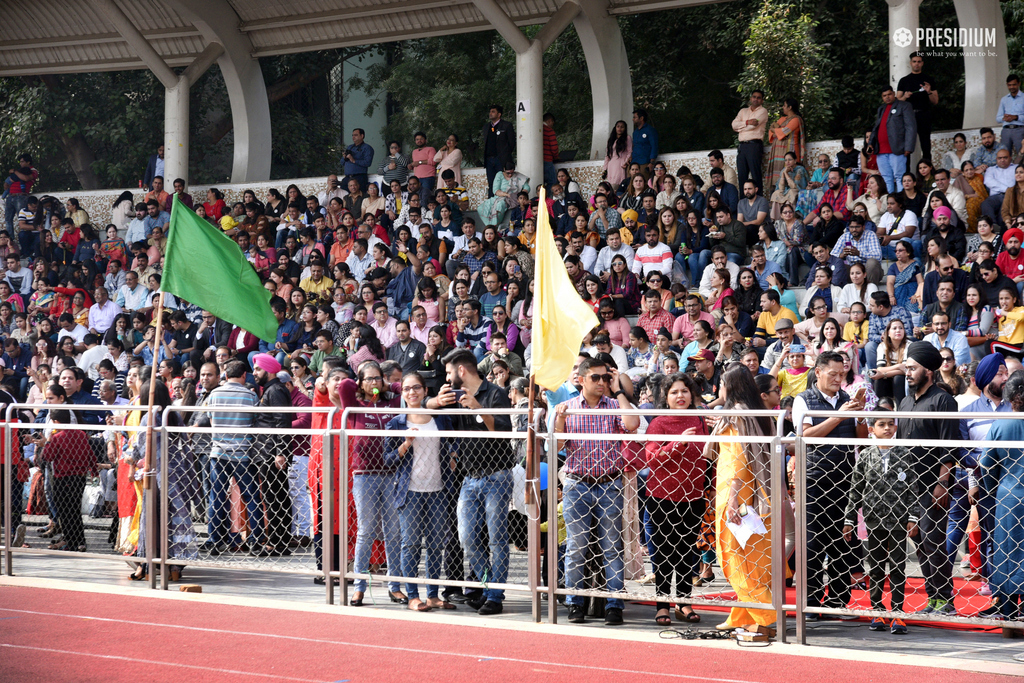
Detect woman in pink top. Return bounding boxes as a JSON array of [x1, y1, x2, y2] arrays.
[[433, 134, 463, 184], [644, 372, 709, 625], [598, 299, 632, 348], [603, 120, 633, 188]]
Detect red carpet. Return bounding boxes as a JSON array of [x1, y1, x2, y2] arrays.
[[689, 578, 1000, 632], [0, 586, 1011, 683]]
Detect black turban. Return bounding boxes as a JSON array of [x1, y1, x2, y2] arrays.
[[907, 341, 943, 372]]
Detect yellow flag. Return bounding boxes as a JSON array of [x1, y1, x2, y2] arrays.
[[531, 187, 599, 390]]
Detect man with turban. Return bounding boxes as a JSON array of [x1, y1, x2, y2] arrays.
[[898, 341, 962, 615], [996, 227, 1024, 297], [957, 353, 1010, 612], [923, 205, 967, 265], [251, 353, 295, 557]]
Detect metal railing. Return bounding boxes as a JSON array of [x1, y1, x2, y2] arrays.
[[3, 403, 1022, 639]]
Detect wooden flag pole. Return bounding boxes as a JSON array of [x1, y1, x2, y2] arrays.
[[142, 292, 165, 491]]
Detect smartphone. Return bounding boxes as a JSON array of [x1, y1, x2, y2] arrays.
[[854, 386, 867, 402], [452, 389, 466, 402]]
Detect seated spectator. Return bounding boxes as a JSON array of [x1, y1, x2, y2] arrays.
[[831, 216, 883, 284], [804, 242, 848, 289], [708, 206, 746, 265]]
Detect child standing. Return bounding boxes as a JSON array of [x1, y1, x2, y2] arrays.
[[843, 410, 919, 635], [770, 342, 811, 399]]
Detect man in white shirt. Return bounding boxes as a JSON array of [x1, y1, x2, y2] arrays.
[[594, 230, 634, 282], [57, 313, 89, 353], [698, 246, 741, 300], [566, 231, 598, 274], [982, 149, 1016, 227], [927, 168, 966, 224], [631, 225, 674, 279], [316, 175, 348, 206], [79, 334, 108, 380], [115, 271, 149, 313], [3, 255, 31, 297]]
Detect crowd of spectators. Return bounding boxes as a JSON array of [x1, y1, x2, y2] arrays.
[[3, 56, 1024, 629]]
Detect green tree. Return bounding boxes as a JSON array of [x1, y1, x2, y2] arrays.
[[733, 0, 833, 141]]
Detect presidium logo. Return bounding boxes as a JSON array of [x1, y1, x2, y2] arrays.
[[892, 26, 997, 49]]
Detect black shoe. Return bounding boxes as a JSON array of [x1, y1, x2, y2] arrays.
[[467, 595, 487, 611], [568, 605, 586, 623], [313, 576, 340, 586], [198, 542, 224, 556], [604, 607, 623, 625], [445, 591, 468, 604], [477, 600, 503, 615], [249, 546, 273, 558]]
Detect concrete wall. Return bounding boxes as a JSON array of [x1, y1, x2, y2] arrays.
[[4, 126, 997, 229]]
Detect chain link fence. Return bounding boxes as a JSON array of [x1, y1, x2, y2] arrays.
[[4, 403, 1024, 639], [798, 409, 1024, 639]]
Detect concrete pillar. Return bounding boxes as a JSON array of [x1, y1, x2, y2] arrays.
[[573, 0, 633, 160], [955, 0, 1009, 128], [164, 78, 191, 185], [887, 0, 921, 89], [515, 42, 545, 195]]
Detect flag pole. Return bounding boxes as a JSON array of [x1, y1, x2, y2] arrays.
[[143, 291, 166, 491]]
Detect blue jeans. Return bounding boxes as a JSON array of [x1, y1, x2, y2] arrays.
[[876, 154, 907, 199], [208, 457, 265, 547], [563, 476, 625, 609], [418, 176, 436, 207], [275, 229, 295, 250], [352, 472, 401, 593], [17, 230, 37, 260], [864, 340, 880, 371], [676, 251, 710, 288], [400, 489, 447, 600], [543, 161, 557, 189], [726, 253, 743, 265], [946, 474, 994, 578], [5, 194, 27, 233], [457, 469, 513, 603]]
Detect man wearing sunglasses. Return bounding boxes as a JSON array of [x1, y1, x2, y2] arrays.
[[920, 254, 970, 309], [553, 357, 639, 626]]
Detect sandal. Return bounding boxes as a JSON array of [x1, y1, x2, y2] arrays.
[[129, 567, 147, 581], [408, 598, 431, 612], [351, 591, 364, 607], [48, 539, 68, 551], [655, 609, 672, 626], [426, 597, 456, 610], [675, 606, 701, 623]]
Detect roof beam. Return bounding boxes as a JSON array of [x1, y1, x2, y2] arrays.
[[0, 57, 198, 76], [238, 0, 468, 31], [469, 0, 531, 53], [0, 27, 202, 52], [536, 1, 580, 50], [91, 0, 179, 88]]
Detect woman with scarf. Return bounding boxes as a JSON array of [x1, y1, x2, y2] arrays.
[[479, 162, 530, 228]]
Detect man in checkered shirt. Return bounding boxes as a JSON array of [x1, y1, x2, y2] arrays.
[[553, 356, 639, 626]]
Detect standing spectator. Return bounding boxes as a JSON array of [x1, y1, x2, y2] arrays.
[[341, 128, 374, 191], [897, 342, 961, 616], [4, 154, 38, 234], [731, 90, 769, 193], [708, 149, 739, 189], [603, 120, 632, 188], [793, 351, 867, 615], [896, 52, 939, 163], [737, 180, 770, 246], [201, 360, 265, 555], [142, 145, 164, 190], [430, 349, 515, 615], [407, 132, 437, 205], [252, 354, 294, 557], [33, 407, 96, 552], [434, 134, 464, 185], [766, 99, 805, 191], [542, 113, 560, 188], [869, 86, 917, 199], [554, 356, 640, 625], [482, 105, 515, 198], [997, 74, 1024, 154], [378, 141, 410, 191], [631, 108, 659, 175]]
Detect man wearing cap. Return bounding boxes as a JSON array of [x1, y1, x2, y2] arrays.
[[996, 227, 1024, 295], [589, 192, 622, 240], [793, 350, 867, 615], [688, 348, 722, 406], [252, 353, 295, 557], [898, 341, 961, 616], [956, 354, 1009, 604]]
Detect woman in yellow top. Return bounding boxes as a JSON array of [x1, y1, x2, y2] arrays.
[[990, 286, 1024, 359], [704, 366, 778, 636], [65, 198, 90, 228]]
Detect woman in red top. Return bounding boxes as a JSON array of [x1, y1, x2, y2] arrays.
[[203, 188, 227, 222], [643, 372, 709, 625], [33, 401, 96, 552], [308, 362, 402, 603]]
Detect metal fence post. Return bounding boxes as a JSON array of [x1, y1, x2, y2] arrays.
[[771, 411, 787, 643], [324, 408, 337, 605], [159, 415, 170, 591], [338, 410, 349, 606], [527, 427, 541, 623], [546, 427, 559, 624], [2, 419, 11, 577], [794, 433, 807, 644]]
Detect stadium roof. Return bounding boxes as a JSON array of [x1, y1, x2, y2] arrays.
[[0, 0, 720, 76]]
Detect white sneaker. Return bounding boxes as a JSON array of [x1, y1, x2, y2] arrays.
[[13, 524, 25, 548]]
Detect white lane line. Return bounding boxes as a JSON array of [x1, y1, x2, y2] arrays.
[[0, 607, 758, 683], [0, 644, 325, 683]]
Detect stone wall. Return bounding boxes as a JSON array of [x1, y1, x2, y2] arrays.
[[1, 127, 994, 229]]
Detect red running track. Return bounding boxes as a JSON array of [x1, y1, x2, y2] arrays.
[[0, 586, 1010, 683]]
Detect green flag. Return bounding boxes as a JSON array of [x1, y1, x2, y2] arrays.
[[162, 196, 278, 342]]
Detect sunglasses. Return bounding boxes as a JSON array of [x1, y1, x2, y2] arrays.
[[588, 374, 613, 383]]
